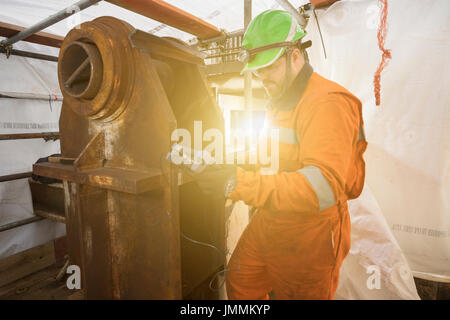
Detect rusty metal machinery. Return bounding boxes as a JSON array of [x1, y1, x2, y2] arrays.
[[33, 16, 226, 299]]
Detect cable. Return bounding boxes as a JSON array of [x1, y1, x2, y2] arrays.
[[209, 268, 228, 292], [208, 258, 242, 292], [163, 149, 239, 293], [181, 231, 238, 292], [313, 8, 327, 59], [181, 231, 227, 260]]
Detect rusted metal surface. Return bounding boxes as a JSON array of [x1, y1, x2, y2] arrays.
[[0, 132, 59, 141], [29, 178, 66, 223], [0, 21, 64, 48], [33, 16, 226, 299], [60, 41, 103, 100], [106, 0, 221, 39], [33, 162, 163, 194], [131, 31, 205, 65], [48, 156, 75, 165]]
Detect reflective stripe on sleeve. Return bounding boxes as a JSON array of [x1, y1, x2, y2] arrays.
[[298, 165, 335, 211], [358, 125, 366, 141]]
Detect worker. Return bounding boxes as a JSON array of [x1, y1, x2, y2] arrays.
[[193, 9, 367, 300]]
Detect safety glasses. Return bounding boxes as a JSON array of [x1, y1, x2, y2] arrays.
[[238, 40, 312, 75], [237, 41, 297, 64], [251, 53, 287, 77]]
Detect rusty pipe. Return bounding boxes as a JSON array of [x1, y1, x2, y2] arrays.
[[58, 19, 175, 120], [60, 41, 103, 100]]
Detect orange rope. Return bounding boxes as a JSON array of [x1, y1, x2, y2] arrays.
[[374, 0, 391, 106]]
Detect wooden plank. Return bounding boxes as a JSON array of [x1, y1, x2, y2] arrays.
[[0, 21, 63, 48], [0, 265, 74, 300], [107, 0, 221, 39], [0, 266, 56, 299], [68, 290, 84, 300], [310, 0, 340, 8], [0, 242, 55, 288]]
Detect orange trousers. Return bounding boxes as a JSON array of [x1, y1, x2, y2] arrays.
[[226, 201, 351, 300]]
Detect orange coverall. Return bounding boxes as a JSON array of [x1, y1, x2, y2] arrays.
[[226, 63, 367, 299]]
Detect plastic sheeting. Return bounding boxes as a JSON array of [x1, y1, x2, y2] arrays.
[[0, 42, 66, 258], [305, 0, 449, 287], [0, 17, 67, 257], [336, 184, 420, 299]]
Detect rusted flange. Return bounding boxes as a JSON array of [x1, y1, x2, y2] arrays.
[[58, 17, 136, 121], [60, 41, 103, 99]]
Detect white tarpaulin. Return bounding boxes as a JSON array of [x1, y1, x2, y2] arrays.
[[0, 0, 448, 299], [305, 0, 449, 297], [0, 38, 65, 258], [336, 184, 420, 299]]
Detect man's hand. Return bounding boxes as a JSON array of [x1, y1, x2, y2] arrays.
[[167, 143, 237, 197], [192, 165, 237, 197]]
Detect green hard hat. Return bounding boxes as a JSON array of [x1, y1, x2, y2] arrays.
[[239, 10, 306, 74]]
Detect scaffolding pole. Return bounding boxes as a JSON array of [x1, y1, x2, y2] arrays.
[[0, 132, 60, 141], [0, 172, 32, 182], [0, 47, 58, 62], [0, 91, 63, 101], [0, 0, 101, 48], [244, 0, 253, 121], [0, 216, 45, 233], [275, 0, 308, 29], [0, 21, 64, 48]]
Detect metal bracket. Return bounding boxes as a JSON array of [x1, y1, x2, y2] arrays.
[[0, 44, 13, 59]]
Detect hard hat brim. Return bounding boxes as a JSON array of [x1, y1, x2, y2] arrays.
[[240, 47, 286, 75]]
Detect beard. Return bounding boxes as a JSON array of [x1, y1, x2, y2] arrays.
[[262, 80, 282, 98]]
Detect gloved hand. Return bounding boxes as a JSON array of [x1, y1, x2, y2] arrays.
[[191, 165, 237, 197], [167, 143, 237, 197]]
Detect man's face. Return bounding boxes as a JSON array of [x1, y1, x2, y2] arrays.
[[253, 54, 287, 98]]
